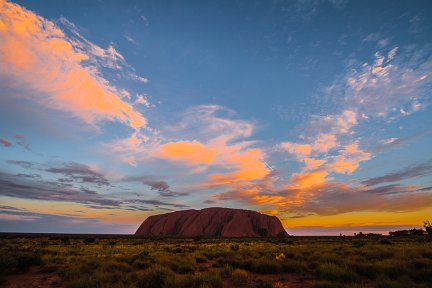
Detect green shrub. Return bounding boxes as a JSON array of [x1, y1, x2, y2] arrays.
[[349, 262, 379, 279], [281, 259, 305, 273], [139, 265, 175, 288], [176, 272, 223, 288], [250, 258, 282, 274], [0, 253, 18, 273], [230, 244, 240, 251], [177, 262, 195, 274], [379, 238, 392, 245], [374, 277, 410, 288], [100, 260, 132, 273], [195, 255, 208, 263], [132, 259, 152, 269], [316, 263, 345, 281], [352, 240, 366, 248], [82, 238, 96, 244], [231, 269, 248, 286], [221, 264, 233, 278]]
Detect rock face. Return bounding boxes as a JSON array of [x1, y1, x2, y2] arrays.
[[135, 207, 288, 237]]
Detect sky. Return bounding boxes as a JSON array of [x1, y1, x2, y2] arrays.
[[0, 0, 431, 236]]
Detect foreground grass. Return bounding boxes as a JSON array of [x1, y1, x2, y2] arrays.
[[0, 235, 431, 287]]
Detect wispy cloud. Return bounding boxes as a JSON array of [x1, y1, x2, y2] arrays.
[[0, 1, 147, 130], [122, 176, 188, 197], [361, 160, 432, 186], [45, 162, 111, 187]]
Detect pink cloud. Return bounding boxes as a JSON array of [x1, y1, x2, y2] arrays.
[[0, 138, 12, 147]]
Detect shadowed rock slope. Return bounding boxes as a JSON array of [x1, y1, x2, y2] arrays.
[[135, 207, 288, 237]]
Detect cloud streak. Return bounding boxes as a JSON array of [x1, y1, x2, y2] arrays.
[[361, 160, 432, 186], [46, 162, 111, 187]]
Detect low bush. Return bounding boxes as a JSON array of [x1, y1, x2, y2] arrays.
[[139, 265, 175, 288], [379, 238, 392, 245], [250, 258, 282, 274], [231, 269, 248, 286], [82, 238, 95, 244], [176, 272, 223, 288], [316, 263, 346, 282]]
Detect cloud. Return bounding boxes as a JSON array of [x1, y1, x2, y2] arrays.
[[173, 105, 254, 143], [416, 186, 432, 192], [123, 176, 188, 197], [135, 94, 154, 108], [280, 143, 312, 158], [309, 110, 357, 135], [125, 199, 188, 209], [141, 178, 188, 197], [158, 141, 216, 165], [277, 46, 430, 195], [6, 160, 34, 168], [303, 158, 326, 170], [205, 147, 269, 186], [213, 178, 432, 217], [106, 105, 269, 187], [0, 0, 146, 130], [0, 170, 189, 212], [361, 160, 432, 186], [342, 48, 431, 118], [0, 171, 120, 208], [0, 138, 12, 147], [0, 207, 137, 233], [289, 169, 330, 189], [374, 128, 432, 152], [326, 141, 371, 174], [46, 162, 111, 186]]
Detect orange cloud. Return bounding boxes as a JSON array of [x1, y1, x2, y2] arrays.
[[327, 157, 358, 174], [158, 140, 216, 165], [206, 148, 269, 185], [280, 142, 312, 157], [0, 0, 145, 129], [290, 169, 330, 189], [303, 158, 325, 170], [327, 142, 371, 174], [312, 134, 337, 153]]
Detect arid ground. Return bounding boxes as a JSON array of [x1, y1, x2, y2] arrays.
[[1, 234, 432, 288]]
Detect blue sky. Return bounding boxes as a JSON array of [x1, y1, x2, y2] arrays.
[[0, 0, 431, 235]]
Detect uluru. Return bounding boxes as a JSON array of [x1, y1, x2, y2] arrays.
[[135, 207, 288, 237]]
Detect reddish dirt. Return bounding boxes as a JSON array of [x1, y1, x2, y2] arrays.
[[4, 267, 63, 288], [221, 273, 313, 287], [197, 262, 314, 288]]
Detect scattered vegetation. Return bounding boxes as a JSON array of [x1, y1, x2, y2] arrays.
[[0, 234, 431, 287]]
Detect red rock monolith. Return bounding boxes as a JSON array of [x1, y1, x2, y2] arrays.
[[135, 207, 288, 237]]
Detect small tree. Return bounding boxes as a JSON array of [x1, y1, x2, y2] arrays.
[[424, 220, 432, 236]]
